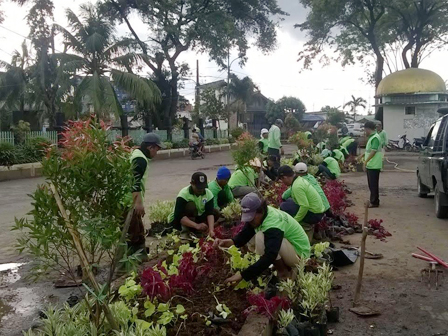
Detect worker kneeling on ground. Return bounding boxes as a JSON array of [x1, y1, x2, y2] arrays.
[[282, 163, 332, 219], [316, 149, 341, 180], [214, 193, 311, 283], [278, 165, 325, 242], [168, 172, 216, 239], [228, 158, 262, 198], [263, 155, 280, 181], [208, 166, 234, 214]]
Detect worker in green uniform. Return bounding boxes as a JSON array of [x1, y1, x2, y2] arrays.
[[316, 149, 341, 180], [258, 128, 269, 155], [214, 193, 310, 283], [228, 158, 262, 198], [304, 130, 312, 139], [341, 136, 357, 156], [278, 165, 325, 242], [376, 121, 388, 160], [332, 148, 345, 164], [364, 121, 383, 208], [127, 133, 165, 260], [168, 172, 216, 238], [281, 163, 332, 218], [208, 166, 234, 212], [268, 119, 284, 159]]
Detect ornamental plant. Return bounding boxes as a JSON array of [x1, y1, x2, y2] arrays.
[[221, 200, 242, 221], [289, 131, 313, 150], [147, 200, 175, 224], [231, 132, 260, 170], [13, 117, 134, 282]]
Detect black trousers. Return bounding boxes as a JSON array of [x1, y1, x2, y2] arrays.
[[268, 147, 281, 160], [279, 199, 324, 224], [317, 164, 336, 180], [366, 169, 381, 206]]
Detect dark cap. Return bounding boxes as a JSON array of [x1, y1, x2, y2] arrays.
[[278, 165, 294, 178], [241, 192, 262, 223], [191, 172, 208, 189], [275, 119, 284, 126], [143, 133, 166, 149]]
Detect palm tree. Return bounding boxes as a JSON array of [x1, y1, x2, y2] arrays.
[[227, 74, 258, 127], [0, 41, 36, 115], [55, 3, 160, 119], [344, 95, 367, 121]]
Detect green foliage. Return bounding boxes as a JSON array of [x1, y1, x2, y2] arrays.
[[221, 200, 242, 221], [13, 118, 134, 280], [343, 96, 367, 116], [10, 120, 30, 144], [284, 114, 302, 135], [323, 106, 345, 127], [312, 242, 330, 258], [119, 277, 143, 301], [0, 142, 15, 166], [172, 139, 189, 149], [231, 132, 260, 169], [226, 245, 259, 272], [162, 142, 173, 149], [200, 88, 225, 120], [289, 132, 313, 150], [278, 309, 295, 330], [230, 127, 245, 140], [308, 165, 318, 176], [266, 96, 306, 124], [147, 201, 174, 225]]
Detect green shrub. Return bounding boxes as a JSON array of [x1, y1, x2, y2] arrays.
[[228, 137, 236, 144], [219, 138, 230, 144], [0, 142, 16, 166], [205, 138, 220, 146], [163, 142, 173, 149], [230, 127, 245, 139], [172, 139, 189, 149]]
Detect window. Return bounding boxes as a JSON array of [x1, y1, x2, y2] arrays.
[[427, 118, 447, 151], [405, 106, 416, 115]]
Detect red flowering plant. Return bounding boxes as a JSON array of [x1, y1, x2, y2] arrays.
[[367, 219, 392, 241], [323, 180, 348, 215], [262, 181, 289, 208], [245, 293, 291, 320], [13, 116, 135, 281]]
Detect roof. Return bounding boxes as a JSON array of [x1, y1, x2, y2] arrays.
[[199, 80, 227, 90], [376, 68, 446, 97], [302, 114, 325, 122]]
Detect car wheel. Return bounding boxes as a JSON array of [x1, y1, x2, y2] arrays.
[[417, 174, 428, 198], [434, 183, 448, 218]]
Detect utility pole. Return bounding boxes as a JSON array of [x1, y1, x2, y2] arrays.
[[195, 59, 200, 115]]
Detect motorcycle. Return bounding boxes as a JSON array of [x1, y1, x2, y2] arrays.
[[412, 137, 426, 152], [386, 134, 412, 151], [189, 142, 205, 160]]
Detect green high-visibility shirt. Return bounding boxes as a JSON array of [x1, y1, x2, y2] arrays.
[[339, 136, 351, 145], [291, 176, 325, 223], [333, 149, 345, 162], [259, 138, 269, 154], [341, 138, 354, 149], [228, 167, 257, 189], [208, 180, 234, 210], [124, 149, 150, 206], [168, 186, 214, 223], [302, 174, 330, 211], [268, 125, 282, 149], [324, 157, 341, 178], [378, 130, 388, 149], [256, 206, 311, 258], [365, 132, 383, 170]]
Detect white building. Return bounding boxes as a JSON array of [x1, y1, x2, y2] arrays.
[[376, 68, 448, 141]]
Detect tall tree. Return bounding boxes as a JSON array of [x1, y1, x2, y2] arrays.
[[387, 0, 448, 69], [200, 88, 225, 123], [54, 4, 160, 119], [297, 0, 388, 89], [343, 95, 367, 120], [321, 106, 346, 126], [266, 96, 306, 124], [100, 0, 285, 139]]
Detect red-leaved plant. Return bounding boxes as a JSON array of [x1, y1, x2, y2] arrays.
[[169, 252, 198, 294], [245, 294, 291, 319], [323, 180, 347, 215], [367, 219, 392, 241], [140, 267, 171, 302]]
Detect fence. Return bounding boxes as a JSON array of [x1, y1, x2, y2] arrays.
[[0, 131, 58, 146], [2, 129, 229, 146]]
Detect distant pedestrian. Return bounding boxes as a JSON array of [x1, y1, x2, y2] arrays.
[[259, 128, 269, 155], [268, 119, 284, 159], [364, 121, 383, 208]]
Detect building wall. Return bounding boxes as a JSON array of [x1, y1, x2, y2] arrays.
[[384, 103, 448, 141]]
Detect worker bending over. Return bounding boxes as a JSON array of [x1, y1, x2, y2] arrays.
[[214, 193, 310, 283], [228, 158, 262, 198], [316, 149, 340, 180], [208, 167, 234, 213], [278, 165, 325, 242], [168, 172, 215, 238]]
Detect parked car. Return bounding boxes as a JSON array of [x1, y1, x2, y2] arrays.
[[346, 123, 364, 137], [417, 114, 448, 218]]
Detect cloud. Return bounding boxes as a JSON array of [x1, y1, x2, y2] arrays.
[[276, 0, 308, 41]]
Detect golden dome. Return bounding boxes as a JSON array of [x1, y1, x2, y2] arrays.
[[376, 68, 446, 96]]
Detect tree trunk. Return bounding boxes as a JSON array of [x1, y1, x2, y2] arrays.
[[167, 66, 179, 142], [401, 42, 413, 69]]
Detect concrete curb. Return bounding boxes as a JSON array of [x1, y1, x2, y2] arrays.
[[0, 144, 234, 182]]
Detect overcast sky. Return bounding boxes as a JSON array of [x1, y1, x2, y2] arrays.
[[1, 0, 448, 114]]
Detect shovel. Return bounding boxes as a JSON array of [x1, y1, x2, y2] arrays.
[[349, 201, 381, 317]]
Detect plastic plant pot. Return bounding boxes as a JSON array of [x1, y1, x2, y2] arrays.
[[304, 325, 320, 336], [326, 307, 340, 323], [316, 322, 327, 336]]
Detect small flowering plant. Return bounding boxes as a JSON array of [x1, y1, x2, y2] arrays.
[[14, 116, 134, 280]]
